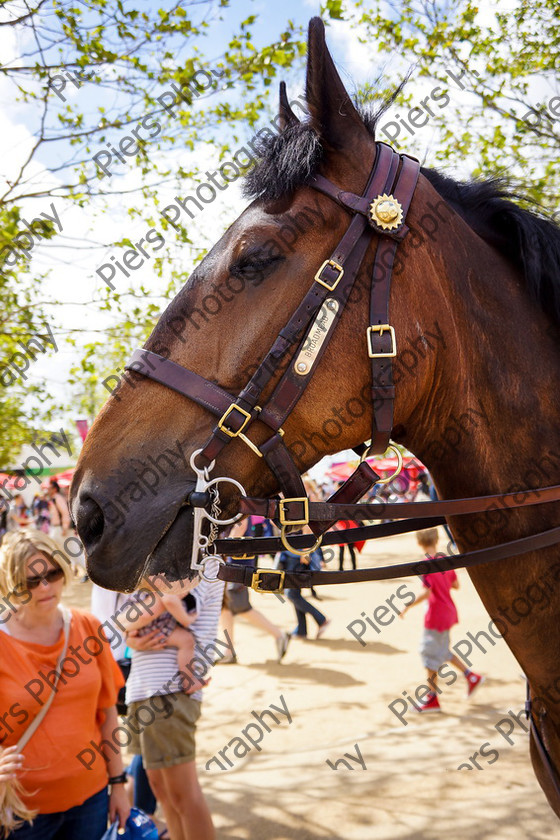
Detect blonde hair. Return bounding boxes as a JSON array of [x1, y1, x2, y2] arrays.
[[416, 528, 439, 550], [0, 780, 37, 837], [0, 529, 73, 599]]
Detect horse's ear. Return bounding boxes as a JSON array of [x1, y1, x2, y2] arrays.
[[278, 81, 300, 130], [305, 17, 367, 150]]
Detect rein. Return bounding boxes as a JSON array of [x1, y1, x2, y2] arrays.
[[124, 140, 560, 594]]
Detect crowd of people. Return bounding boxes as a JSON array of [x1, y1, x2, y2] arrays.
[[1, 481, 76, 553], [0, 466, 475, 839], [0, 481, 87, 582]]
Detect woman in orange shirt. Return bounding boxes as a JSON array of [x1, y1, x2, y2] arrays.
[[0, 530, 129, 838]]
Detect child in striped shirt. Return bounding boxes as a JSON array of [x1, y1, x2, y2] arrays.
[[129, 584, 207, 694]]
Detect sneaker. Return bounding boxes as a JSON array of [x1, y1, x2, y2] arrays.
[[290, 630, 307, 638], [316, 618, 331, 639], [276, 632, 290, 663], [416, 692, 441, 713], [466, 672, 485, 697]]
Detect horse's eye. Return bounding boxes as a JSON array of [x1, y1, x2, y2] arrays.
[[230, 252, 284, 282]]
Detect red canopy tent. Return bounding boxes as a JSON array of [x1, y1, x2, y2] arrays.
[[1, 474, 27, 492], [326, 455, 425, 483], [40, 469, 75, 490]]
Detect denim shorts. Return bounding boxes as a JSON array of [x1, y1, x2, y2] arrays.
[[9, 786, 108, 840]]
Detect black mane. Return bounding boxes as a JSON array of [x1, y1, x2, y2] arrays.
[[243, 102, 560, 326], [421, 168, 560, 322], [243, 121, 323, 202]]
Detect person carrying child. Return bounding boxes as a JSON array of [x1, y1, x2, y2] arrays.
[[120, 573, 224, 840], [125, 584, 208, 694], [400, 528, 484, 713]]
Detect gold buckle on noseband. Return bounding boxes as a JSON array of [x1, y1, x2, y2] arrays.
[[278, 497, 309, 526], [217, 404, 284, 459], [251, 569, 285, 594], [366, 324, 397, 358], [217, 404, 252, 437], [314, 259, 344, 291]]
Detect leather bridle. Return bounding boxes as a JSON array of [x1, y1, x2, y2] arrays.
[[125, 142, 419, 559], [123, 137, 560, 803], [124, 140, 560, 593]]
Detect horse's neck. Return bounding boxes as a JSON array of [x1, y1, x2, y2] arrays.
[[400, 221, 560, 750], [406, 228, 560, 510]]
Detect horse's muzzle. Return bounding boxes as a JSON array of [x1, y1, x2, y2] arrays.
[[72, 477, 197, 591]]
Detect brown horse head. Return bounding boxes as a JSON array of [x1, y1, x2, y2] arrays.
[[70, 18, 433, 590], [71, 16, 560, 598], [71, 16, 560, 817]]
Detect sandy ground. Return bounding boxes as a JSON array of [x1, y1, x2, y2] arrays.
[[70, 529, 559, 839]]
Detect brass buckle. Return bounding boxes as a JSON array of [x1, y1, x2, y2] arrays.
[[218, 404, 252, 437], [366, 324, 397, 358], [278, 497, 309, 527], [376, 445, 404, 485], [360, 442, 404, 484], [218, 405, 284, 460], [280, 527, 323, 556], [314, 259, 344, 291], [251, 570, 285, 594]]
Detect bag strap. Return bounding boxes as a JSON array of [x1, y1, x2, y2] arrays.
[[52, 496, 64, 526], [16, 607, 71, 752]]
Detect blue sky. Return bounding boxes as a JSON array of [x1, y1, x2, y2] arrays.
[[7, 0, 328, 174]]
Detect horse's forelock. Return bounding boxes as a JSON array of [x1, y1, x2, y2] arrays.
[[242, 121, 323, 202]]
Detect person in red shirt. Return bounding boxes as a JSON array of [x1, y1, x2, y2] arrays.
[[400, 528, 484, 712]]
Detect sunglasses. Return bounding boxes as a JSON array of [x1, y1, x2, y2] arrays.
[[26, 567, 65, 590]]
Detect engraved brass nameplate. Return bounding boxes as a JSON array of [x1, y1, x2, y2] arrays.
[[293, 298, 340, 376]]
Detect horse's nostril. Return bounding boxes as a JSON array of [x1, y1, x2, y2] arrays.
[[76, 495, 105, 552]]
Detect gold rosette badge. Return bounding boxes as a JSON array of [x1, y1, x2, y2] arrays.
[[368, 194, 404, 231]]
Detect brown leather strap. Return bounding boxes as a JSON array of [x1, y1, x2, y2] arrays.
[[526, 682, 560, 800], [217, 515, 446, 556], [219, 522, 560, 590], [259, 433, 307, 500], [368, 154, 420, 453], [309, 461, 380, 535], [240, 482, 560, 521], [126, 349, 238, 421], [256, 144, 398, 433]]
